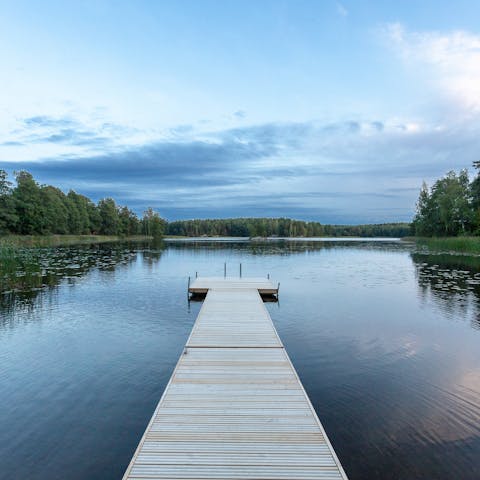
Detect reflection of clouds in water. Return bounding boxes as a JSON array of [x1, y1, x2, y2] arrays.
[[321, 331, 480, 450], [1, 240, 479, 479], [400, 338, 419, 358], [352, 334, 420, 361], [396, 254, 480, 445], [411, 370, 480, 444]]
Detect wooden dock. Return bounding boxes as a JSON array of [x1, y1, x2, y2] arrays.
[[122, 278, 348, 480], [188, 276, 279, 296]]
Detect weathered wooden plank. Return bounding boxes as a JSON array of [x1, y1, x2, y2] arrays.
[[143, 432, 327, 442], [134, 453, 338, 466], [122, 280, 348, 480], [140, 442, 332, 452], [129, 464, 344, 479]]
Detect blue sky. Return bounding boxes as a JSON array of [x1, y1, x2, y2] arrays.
[[1, 0, 480, 223]]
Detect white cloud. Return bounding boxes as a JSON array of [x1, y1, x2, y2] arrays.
[[383, 23, 480, 113], [336, 2, 348, 17]]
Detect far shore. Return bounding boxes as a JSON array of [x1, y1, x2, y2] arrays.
[[164, 235, 402, 241], [0, 234, 153, 248]]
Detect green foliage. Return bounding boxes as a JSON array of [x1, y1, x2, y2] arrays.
[[41, 186, 69, 234], [142, 207, 167, 239], [1, 234, 149, 248], [0, 243, 18, 272], [12, 171, 45, 234], [413, 168, 476, 236], [167, 218, 410, 237], [119, 206, 141, 236], [0, 168, 413, 241], [0, 170, 166, 239], [67, 190, 91, 234], [0, 242, 42, 291], [98, 198, 120, 235], [414, 236, 480, 254], [0, 170, 18, 233]]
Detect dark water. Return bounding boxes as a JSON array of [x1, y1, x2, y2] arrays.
[[1, 239, 480, 480]]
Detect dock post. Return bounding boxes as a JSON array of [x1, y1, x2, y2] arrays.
[[267, 273, 270, 279], [195, 271, 198, 278], [187, 276, 190, 292], [240, 263, 242, 278], [224, 262, 226, 278], [277, 282, 280, 297]]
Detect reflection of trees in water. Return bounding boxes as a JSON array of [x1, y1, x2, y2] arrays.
[[141, 240, 166, 267], [0, 242, 165, 316], [411, 252, 480, 330], [165, 239, 407, 256]]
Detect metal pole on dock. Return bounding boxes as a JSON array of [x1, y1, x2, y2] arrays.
[[240, 263, 242, 278], [224, 262, 227, 278]]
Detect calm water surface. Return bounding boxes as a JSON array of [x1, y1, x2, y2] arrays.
[[1, 239, 480, 479]]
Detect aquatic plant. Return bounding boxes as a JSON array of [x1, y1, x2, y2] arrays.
[[415, 236, 480, 255], [0, 234, 151, 248], [0, 242, 42, 291]]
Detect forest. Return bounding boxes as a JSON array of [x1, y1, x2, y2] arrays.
[[412, 164, 480, 236], [0, 170, 436, 238], [0, 169, 412, 239], [166, 218, 411, 237], [0, 170, 166, 238]]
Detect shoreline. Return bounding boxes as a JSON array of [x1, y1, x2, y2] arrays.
[[3, 234, 480, 255], [164, 235, 402, 241], [0, 234, 153, 248], [403, 236, 480, 254]]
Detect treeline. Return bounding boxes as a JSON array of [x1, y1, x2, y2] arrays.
[[413, 164, 480, 236], [0, 169, 412, 240], [0, 170, 166, 238], [167, 218, 411, 237]]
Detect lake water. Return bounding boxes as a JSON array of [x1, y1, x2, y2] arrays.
[[1, 239, 480, 480]]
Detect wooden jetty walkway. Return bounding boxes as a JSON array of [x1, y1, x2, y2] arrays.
[[122, 277, 348, 480]]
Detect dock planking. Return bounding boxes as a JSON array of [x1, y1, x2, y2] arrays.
[[122, 278, 348, 480]]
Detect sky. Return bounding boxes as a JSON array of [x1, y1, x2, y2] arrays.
[[1, 0, 480, 224]]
